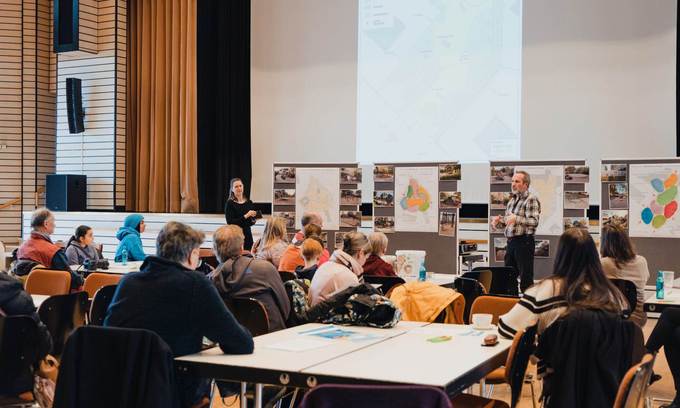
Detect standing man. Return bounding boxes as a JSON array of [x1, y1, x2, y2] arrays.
[[492, 171, 541, 293]]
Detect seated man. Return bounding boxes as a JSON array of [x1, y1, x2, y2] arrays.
[[210, 225, 291, 332], [0, 271, 52, 397], [104, 221, 254, 408], [16, 208, 83, 289]]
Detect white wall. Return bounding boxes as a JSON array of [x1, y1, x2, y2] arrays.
[[522, 0, 676, 203], [250, 0, 358, 202], [250, 0, 676, 205]]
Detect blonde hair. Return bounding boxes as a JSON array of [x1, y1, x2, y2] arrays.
[[301, 238, 323, 261], [261, 216, 287, 249], [367, 232, 388, 256]]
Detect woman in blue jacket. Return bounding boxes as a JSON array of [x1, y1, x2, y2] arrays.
[[114, 214, 147, 262]]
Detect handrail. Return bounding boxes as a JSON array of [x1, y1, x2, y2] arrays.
[[0, 197, 20, 210]]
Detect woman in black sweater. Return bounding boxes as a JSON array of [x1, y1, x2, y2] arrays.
[[224, 178, 257, 251]]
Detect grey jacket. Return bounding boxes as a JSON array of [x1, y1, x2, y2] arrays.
[[65, 242, 100, 266]]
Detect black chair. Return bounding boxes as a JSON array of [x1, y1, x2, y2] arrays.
[[362, 275, 406, 296], [473, 266, 519, 295], [453, 277, 486, 324], [609, 279, 638, 319], [89, 284, 118, 326], [461, 270, 492, 293], [38, 291, 88, 356], [0, 315, 39, 407], [225, 297, 270, 337], [279, 271, 297, 283]]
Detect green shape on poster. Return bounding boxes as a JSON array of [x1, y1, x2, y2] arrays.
[[652, 214, 667, 229], [657, 186, 678, 206]]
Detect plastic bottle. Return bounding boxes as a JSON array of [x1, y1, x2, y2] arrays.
[[656, 271, 665, 300], [418, 260, 427, 282], [121, 248, 128, 266]]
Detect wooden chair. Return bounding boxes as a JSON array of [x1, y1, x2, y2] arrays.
[[462, 270, 492, 294], [279, 271, 297, 283], [610, 278, 638, 319], [199, 247, 219, 268], [83, 272, 121, 298], [613, 353, 656, 408], [38, 291, 88, 356], [452, 325, 538, 408], [0, 315, 40, 407], [25, 269, 71, 296], [453, 277, 487, 324], [362, 275, 406, 296], [473, 266, 519, 296], [225, 297, 270, 337], [470, 295, 520, 325], [89, 285, 118, 326]]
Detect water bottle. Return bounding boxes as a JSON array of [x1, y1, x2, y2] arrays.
[[121, 248, 128, 266], [418, 260, 427, 282], [656, 271, 665, 300]]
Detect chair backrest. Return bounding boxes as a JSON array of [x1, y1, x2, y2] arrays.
[[89, 284, 118, 326], [199, 248, 218, 268], [461, 270, 492, 293], [38, 291, 88, 356], [83, 272, 121, 298], [0, 315, 39, 393], [470, 295, 520, 325], [613, 353, 656, 408], [279, 270, 297, 283], [300, 384, 453, 408], [610, 278, 638, 319], [453, 277, 486, 324], [362, 275, 406, 296], [473, 266, 519, 295], [504, 325, 538, 408], [225, 297, 270, 337], [25, 269, 72, 296]]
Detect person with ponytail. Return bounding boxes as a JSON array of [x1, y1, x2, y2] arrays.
[[65, 225, 101, 265]]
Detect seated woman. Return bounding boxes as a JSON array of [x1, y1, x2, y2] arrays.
[[114, 214, 147, 262], [600, 224, 649, 327], [65, 225, 101, 266], [499, 228, 624, 338], [0, 271, 52, 397], [362, 232, 396, 277], [295, 237, 324, 280], [309, 231, 368, 306], [251, 217, 288, 268]]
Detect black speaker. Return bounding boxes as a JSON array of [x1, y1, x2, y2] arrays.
[[46, 174, 87, 211], [66, 78, 84, 134], [54, 0, 78, 53]]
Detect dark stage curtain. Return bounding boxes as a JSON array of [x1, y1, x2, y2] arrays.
[[197, 0, 252, 213]]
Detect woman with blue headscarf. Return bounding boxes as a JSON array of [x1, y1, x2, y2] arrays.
[[114, 214, 147, 262]]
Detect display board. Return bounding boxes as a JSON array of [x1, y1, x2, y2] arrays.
[[273, 163, 360, 252], [373, 162, 461, 274], [489, 160, 588, 280], [601, 158, 680, 284]]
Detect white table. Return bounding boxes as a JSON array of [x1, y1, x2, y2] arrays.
[[644, 291, 680, 313], [31, 294, 49, 309], [70, 260, 142, 275], [403, 273, 457, 287], [175, 322, 509, 407]]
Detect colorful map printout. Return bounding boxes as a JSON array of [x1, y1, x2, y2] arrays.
[[629, 164, 680, 238], [395, 167, 438, 232]]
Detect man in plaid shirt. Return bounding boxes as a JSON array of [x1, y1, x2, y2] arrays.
[[492, 170, 541, 292]]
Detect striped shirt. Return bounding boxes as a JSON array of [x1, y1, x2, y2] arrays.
[[501, 190, 541, 238]]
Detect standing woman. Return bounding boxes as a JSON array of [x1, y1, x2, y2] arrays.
[[224, 178, 257, 251]]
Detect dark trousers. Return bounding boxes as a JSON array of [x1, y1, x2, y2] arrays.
[[504, 235, 535, 292], [647, 307, 680, 398]]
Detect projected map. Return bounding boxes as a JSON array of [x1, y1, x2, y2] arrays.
[[357, 0, 522, 163]]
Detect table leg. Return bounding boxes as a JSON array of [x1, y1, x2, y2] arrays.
[[240, 382, 247, 408], [254, 383, 264, 408]]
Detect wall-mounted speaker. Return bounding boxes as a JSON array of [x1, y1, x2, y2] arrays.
[[66, 78, 84, 134], [46, 174, 87, 211], [54, 0, 78, 53]]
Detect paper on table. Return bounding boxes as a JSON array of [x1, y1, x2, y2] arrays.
[[266, 337, 330, 352], [298, 325, 386, 342]]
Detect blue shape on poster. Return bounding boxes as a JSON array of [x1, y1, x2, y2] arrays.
[[651, 178, 665, 193], [641, 207, 654, 224]]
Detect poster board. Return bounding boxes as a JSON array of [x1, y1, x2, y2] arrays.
[[489, 160, 587, 280], [273, 163, 360, 252], [601, 158, 680, 284], [373, 162, 460, 274]]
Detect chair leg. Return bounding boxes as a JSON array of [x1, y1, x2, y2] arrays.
[[529, 379, 539, 408], [208, 380, 216, 408], [479, 378, 486, 396], [240, 382, 248, 408], [288, 389, 299, 408]]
